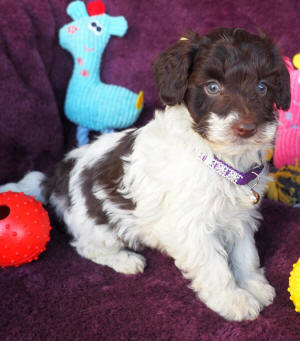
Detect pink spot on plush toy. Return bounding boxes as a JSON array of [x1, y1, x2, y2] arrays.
[[80, 69, 89, 77], [83, 46, 95, 53], [67, 25, 78, 34], [77, 57, 83, 65], [0, 192, 51, 268]]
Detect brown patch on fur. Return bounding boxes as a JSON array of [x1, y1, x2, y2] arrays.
[[43, 158, 75, 207], [80, 166, 109, 226], [80, 130, 137, 225], [98, 130, 137, 210]]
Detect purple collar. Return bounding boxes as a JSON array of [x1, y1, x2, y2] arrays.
[[199, 153, 264, 185]]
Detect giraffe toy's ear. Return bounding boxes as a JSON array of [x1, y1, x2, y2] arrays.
[[67, 1, 89, 20], [87, 1, 106, 16]]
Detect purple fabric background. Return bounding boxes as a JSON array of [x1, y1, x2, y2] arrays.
[[1, 0, 300, 340]]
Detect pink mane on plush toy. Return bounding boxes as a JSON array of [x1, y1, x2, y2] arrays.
[[274, 57, 300, 168]]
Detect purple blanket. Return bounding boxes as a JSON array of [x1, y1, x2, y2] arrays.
[[1, 0, 300, 340]]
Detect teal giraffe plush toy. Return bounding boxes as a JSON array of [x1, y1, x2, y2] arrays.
[[59, 0, 144, 145]]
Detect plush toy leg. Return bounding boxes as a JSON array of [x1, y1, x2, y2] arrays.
[[76, 126, 90, 146], [102, 128, 115, 134]]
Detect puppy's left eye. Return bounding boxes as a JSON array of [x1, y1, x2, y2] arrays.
[[205, 82, 221, 95], [257, 82, 268, 96]]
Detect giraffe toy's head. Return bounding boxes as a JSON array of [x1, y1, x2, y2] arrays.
[[59, 1, 128, 59]]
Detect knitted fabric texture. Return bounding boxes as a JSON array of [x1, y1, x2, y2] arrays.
[[268, 163, 300, 206], [59, 0, 144, 145], [274, 56, 300, 168]]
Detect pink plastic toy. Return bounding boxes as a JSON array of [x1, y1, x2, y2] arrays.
[[0, 191, 51, 268], [274, 55, 300, 168]]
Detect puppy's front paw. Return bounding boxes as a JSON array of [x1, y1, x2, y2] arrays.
[[242, 278, 276, 307], [202, 288, 262, 321]]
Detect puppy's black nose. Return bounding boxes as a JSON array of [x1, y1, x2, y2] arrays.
[[235, 123, 257, 138]]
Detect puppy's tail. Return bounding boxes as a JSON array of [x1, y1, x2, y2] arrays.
[[0, 171, 47, 204]]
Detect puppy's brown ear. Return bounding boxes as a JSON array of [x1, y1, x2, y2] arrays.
[[275, 60, 291, 111], [154, 33, 200, 106]]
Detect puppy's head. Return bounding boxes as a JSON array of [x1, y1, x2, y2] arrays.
[[154, 28, 291, 154]]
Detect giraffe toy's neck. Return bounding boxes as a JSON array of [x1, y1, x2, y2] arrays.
[[70, 39, 109, 84]]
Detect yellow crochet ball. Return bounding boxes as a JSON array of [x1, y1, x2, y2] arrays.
[[293, 53, 300, 70], [288, 258, 300, 313]]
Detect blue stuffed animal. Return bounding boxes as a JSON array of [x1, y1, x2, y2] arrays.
[[59, 0, 144, 146]]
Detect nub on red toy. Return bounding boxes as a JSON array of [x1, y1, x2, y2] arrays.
[[0, 191, 51, 268]]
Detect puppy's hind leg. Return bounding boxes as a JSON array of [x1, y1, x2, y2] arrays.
[[68, 220, 146, 275]]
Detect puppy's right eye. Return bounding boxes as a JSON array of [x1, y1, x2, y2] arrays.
[[257, 82, 268, 96], [205, 82, 221, 95]]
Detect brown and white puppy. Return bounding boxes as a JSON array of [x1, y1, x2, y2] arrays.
[[0, 28, 290, 321]]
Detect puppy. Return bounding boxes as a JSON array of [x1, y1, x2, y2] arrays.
[[1, 28, 290, 321]]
